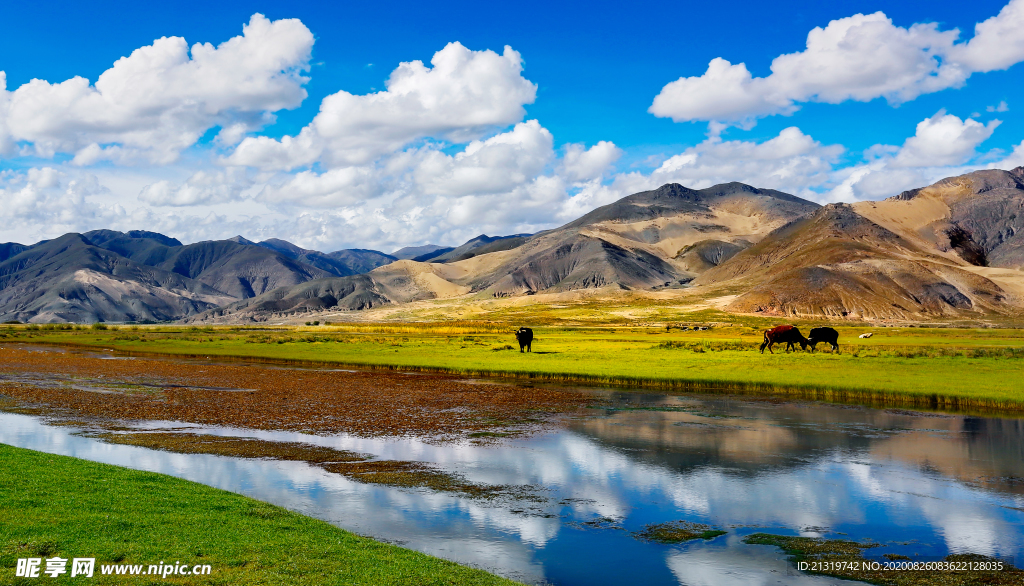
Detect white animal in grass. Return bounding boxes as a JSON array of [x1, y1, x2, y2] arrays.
[[858, 332, 873, 339]]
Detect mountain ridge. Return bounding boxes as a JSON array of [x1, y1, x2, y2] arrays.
[[9, 171, 1024, 323], [190, 181, 823, 322], [0, 232, 399, 323]]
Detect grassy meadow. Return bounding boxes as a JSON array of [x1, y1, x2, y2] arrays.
[[0, 444, 522, 586], [3, 318, 1024, 411]]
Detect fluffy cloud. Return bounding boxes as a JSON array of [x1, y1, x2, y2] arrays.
[[824, 163, 929, 202], [0, 14, 313, 164], [644, 127, 842, 195], [138, 167, 253, 206], [651, 1, 1024, 126], [949, 0, 1024, 72], [0, 168, 124, 241], [253, 175, 566, 252], [255, 121, 555, 207], [258, 167, 384, 208], [411, 120, 553, 197], [649, 57, 796, 126], [823, 111, 1001, 201], [557, 127, 843, 220], [894, 111, 1000, 167], [244, 122, 586, 248], [227, 42, 537, 171], [560, 141, 622, 182]]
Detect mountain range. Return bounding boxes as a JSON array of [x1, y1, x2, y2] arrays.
[[6, 167, 1024, 323], [0, 231, 396, 323]]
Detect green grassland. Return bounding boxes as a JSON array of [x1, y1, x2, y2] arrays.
[[0, 444, 522, 585], [4, 320, 1024, 411]]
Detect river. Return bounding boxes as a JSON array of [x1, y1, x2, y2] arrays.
[[2, 359, 1022, 585]]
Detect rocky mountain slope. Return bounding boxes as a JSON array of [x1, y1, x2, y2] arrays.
[[694, 204, 1008, 319], [410, 234, 533, 263], [391, 244, 447, 260], [693, 168, 1024, 319], [0, 232, 396, 323], [0, 233, 233, 323], [470, 182, 818, 295], [256, 238, 396, 276], [14, 170, 1024, 323], [195, 182, 820, 321]]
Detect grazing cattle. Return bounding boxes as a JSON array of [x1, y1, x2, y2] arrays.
[[859, 332, 873, 339], [515, 327, 534, 353], [807, 327, 839, 352], [760, 325, 809, 354]]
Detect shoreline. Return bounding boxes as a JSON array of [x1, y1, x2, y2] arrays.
[[10, 338, 1024, 418], [0, 444, 524, 586]]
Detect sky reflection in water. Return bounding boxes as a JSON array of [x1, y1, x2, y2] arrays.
[[2, 388, 1023, 586]]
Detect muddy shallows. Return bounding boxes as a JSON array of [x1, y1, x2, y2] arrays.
[[0, 346, 594, 439], [86, 431, 537, 499], [633, 521, 727, 544]]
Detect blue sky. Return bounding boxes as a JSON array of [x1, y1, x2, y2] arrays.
[[0, 0, 1022, 251]]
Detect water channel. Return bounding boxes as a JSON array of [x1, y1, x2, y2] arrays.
[[2, 355, 1023, 585]]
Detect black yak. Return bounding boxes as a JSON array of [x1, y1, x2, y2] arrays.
[[807, 327, 839, 352], [515, 327, 533, 353]]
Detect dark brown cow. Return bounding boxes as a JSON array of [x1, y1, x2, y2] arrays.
[[760, 325, 808, 354]]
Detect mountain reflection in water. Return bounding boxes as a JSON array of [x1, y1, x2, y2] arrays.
[[2, 387, 1023, 586]]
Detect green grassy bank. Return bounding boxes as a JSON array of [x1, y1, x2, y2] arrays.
[[0, 444, 522, 585], [3, 324, 1024, 411]]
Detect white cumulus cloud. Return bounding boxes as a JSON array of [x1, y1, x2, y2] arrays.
[[227, 42, 538, 171], [894, 111, 1000, 167], [648, 126, 842, 193], [651, 1, 1024, 127], [258, 167, 385, 208], [558, 127, 844, 219], [560, 141, 623, 182], [0, 168, 125, 242], [138, 167, 254, 206], [0, 14, 313, 164], [823, 111, 1001, 201], [949, 0, 1024, 72], [411, 120, 554, 197]]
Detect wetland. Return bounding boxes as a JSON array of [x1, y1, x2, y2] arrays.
[[1, 343, 1024, 585]]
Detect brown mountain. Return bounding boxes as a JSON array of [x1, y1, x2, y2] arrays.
[[0, 234, 233, 323], [694, 204, 1008, 319], [20, 169, 1024, 324], [0, 231, 396, 323], [693, 168, 1024, 319], [195, 182, 819, 321]]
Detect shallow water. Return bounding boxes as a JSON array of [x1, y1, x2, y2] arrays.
[[3, 375, 1024, 585]]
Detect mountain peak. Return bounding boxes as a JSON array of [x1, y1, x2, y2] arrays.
[[258, 238, 306, 258], [631, 183, 701, 204], [892, 168, 1024, 202], [125, 230, 182, 247]]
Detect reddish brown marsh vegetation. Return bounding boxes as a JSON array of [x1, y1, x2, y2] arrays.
[[0, 346, 594, 439]]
